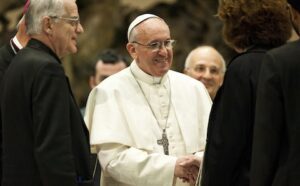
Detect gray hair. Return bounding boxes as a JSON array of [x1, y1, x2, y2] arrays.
[[26, 0, 66, 35], [184, 46, 227, 73], [128, 28, 138, 42]]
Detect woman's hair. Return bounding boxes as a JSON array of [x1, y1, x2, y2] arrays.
[[25, 0, 66, 35], [217, 0, 292, 50]]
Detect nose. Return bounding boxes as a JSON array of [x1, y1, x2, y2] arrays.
[[202, 69, 212, 79], [76, 23, 84, 33], [157, 44, 169, 56]]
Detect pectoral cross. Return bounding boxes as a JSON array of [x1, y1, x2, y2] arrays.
[[157, 129, 169, 155]]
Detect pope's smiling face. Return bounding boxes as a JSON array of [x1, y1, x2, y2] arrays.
[[127, 18, 173, 77]]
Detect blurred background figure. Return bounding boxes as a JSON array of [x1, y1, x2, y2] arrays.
[[200, 0, 292, 185], [0, 0, 30, 183], [88, 49, 128, 89], [0, 0, 30, 83], [184, 45, 226, 100]]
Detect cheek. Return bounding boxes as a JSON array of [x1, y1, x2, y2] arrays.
[[190, 72, 199, 78], [215, 76, 223, 84], [68, 33, 74, 43], [194, 72, 204, 78]]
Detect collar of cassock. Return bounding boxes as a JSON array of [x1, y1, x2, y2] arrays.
[[130, 60, 168, 85], [10, 36, 23, 54]]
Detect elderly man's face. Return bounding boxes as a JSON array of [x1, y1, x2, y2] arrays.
[[51, 0, 84, 58], [128, 18, 173, 77], [185, 47, 225, 99]]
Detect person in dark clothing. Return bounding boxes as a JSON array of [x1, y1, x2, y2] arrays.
[[0, 0, 93, 185], [0, 15, 30, 82], [200, 0, 292, 185], [251, 0, 300, 185], [0, 1, 30, 184]]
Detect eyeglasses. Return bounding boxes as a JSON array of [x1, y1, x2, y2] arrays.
[[50, 16, 80, 28], [132, 39, 176, 51]]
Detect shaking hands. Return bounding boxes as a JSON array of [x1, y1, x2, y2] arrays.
[[174, 154, 202, 185]]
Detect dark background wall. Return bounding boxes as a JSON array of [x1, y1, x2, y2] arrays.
[[0, 0, 236, 106]]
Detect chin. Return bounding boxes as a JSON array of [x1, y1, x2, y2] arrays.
[[70, 47, 78, 54], [156, 70, 168, 77]]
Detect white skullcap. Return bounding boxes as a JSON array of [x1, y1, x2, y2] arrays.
[[127, 14, 159, 40]]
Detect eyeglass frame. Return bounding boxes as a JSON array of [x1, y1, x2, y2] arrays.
[[49, 16, 81, 28], [131, 39, 176, 51]]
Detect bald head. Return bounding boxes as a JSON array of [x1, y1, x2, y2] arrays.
[[184, 46, 226, 99]]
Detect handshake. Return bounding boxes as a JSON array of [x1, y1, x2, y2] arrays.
[[174, 154, 202, 185]]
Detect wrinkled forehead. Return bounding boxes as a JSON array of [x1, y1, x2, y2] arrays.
[[135, 18, 170, 39], [138, 18, 169, 31], [192, 50, 223, 67]]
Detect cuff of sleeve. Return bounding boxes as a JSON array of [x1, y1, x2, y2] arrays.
[[193, 151, 204, 159]]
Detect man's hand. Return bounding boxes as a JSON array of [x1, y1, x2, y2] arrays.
[[174, 155, 202, 185]]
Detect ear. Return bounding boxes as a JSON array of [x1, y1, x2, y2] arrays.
[[42, 16, 53, 35], [126, 42, 137, 60]]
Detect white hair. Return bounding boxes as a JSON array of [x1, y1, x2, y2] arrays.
[[184, 46, 226, 73], [26, 0, 68, 35]]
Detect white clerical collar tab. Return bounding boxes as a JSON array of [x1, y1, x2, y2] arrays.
[[127, 14, 159, 40], [12, 36, 23, 49]]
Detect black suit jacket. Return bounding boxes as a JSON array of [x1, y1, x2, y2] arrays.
[[1, 39, 93, 186], [201, 46, 272, 186], [251, 40, 300, 186], [0, 43, 15, 83], [0, 42, 15, 185]]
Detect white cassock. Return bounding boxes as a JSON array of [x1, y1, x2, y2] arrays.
[[85, 61, 212, 186]]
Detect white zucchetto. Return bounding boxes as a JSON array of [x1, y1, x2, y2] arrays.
[[127, 14, 159, 40]]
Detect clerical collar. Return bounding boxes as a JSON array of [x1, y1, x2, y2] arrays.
[[10, 36, 23, 54], [130, 60, 168, 85], [13, 36, 23, 49]]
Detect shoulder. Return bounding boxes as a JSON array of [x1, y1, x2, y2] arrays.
[[16, 47, 60, 66], [268, 40, 300, 57], [8, 47, 64, 78], [169, 70, 197, 83], [227, 48, 270, 77], [95, 67, 132, 91], [262, 40, 300, 71], [0, 43, 14, 63], [229, 48, 267, 67]]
